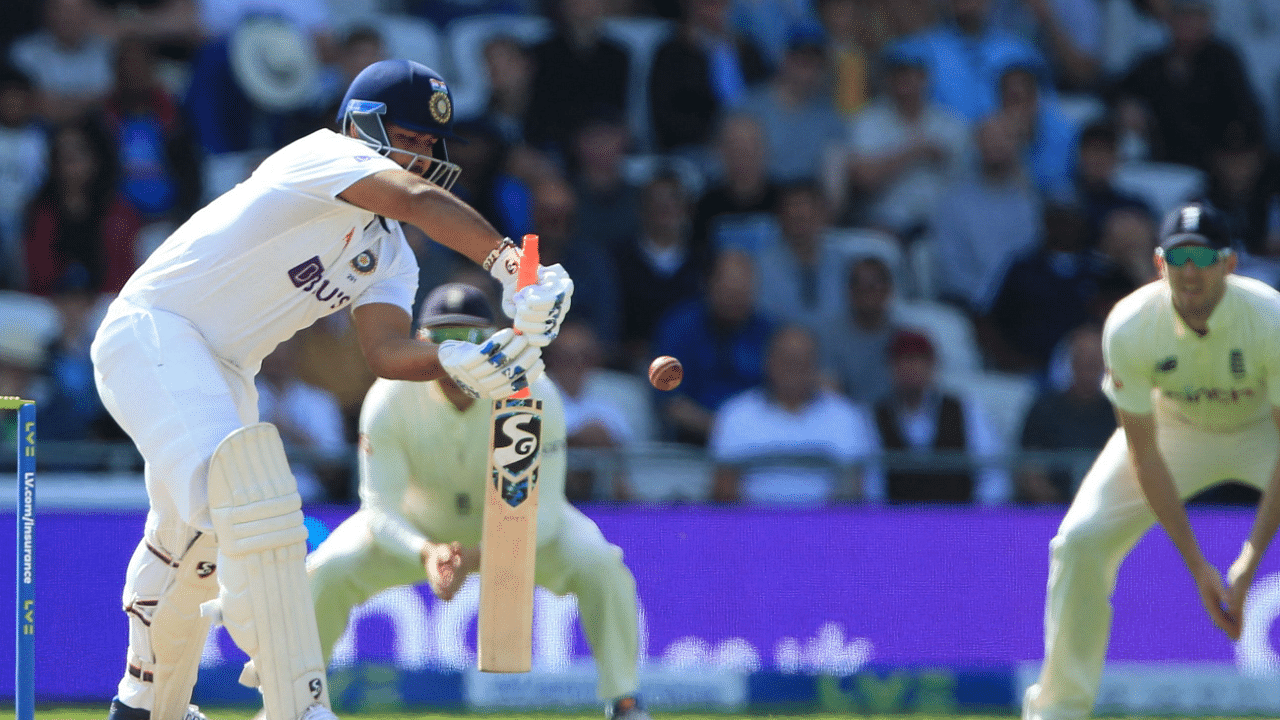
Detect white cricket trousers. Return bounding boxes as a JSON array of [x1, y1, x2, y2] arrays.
[[91, 299, 260, 710], [1023, 412, 1277, 720], [309, 506, 640, 701]]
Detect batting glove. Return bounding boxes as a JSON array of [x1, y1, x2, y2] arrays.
[[513, 263, 573, 347], [486, 239, 523, 319], [438, 328, 545, 399]]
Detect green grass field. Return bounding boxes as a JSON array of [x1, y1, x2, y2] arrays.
[[28, 710, 1280, 720], [31, 713, 1023, 720]]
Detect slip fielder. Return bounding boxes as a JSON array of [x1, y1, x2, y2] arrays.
[[306, 283, 649, 720], [1024, 201, 1280, 720]]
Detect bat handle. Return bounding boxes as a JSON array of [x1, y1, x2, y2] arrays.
[[510, 234, 540, 400]]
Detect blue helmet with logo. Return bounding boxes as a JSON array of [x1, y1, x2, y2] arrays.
[[338, 59, 461, 190]]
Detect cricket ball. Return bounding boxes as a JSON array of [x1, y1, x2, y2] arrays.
[[649, 355, 683, 391]]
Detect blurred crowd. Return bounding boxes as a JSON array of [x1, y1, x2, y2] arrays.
[[1, 0, 1277, 506]]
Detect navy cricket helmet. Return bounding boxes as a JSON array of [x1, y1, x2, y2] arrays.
[[338, 59, 462, 190]]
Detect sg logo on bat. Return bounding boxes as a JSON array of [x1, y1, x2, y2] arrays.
[[490, 398, 543, 508]]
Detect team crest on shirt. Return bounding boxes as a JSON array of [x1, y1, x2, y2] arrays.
[[1155, 356, 1178, 373], [1231, 349, 1245, 378], [351, 249, 377, 274]]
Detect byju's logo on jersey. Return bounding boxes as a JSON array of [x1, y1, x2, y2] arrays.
[[287, 256, 352, 310]]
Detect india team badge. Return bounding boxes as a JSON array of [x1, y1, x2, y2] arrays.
[[429, 77, 452, 124], [350, 249, 377, 274]]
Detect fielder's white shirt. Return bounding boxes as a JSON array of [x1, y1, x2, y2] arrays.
[[1103, 275, 1280, 432], [358, 375, 569, 564], [117, 130, 419, 370]]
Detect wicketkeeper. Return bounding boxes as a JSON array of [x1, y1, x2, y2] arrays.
[[306, 283, 650, 720]]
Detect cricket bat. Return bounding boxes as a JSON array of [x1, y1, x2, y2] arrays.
[[478, 234, 543, 673]]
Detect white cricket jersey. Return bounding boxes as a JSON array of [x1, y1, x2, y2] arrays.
[[116, 130, 419, 370], [357, 375, 568, 564], [1103, 275, 1280, 432]]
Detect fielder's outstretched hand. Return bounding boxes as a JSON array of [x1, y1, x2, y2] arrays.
[[1192, 560, 1242, 640], [422, 541, 479, 602], [438, 328, 544, 399]]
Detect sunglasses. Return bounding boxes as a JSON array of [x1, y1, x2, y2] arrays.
[[427, 326, 494, 343], [1160, 245, 1229, 268]]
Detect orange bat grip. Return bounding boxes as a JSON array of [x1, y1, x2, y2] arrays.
[[510, 234, 540, 399]]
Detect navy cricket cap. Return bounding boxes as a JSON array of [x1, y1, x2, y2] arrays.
[[337, 59, 459, 140], [417, 283, 495, 328], [1159, 202, 1231, 251]]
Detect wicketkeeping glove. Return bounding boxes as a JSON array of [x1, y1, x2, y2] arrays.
[[512, 263, 573, 347], [438, 328, 545, 399]]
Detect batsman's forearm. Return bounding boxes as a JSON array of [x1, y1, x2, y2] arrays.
[[365, 337, 448, 382], [405, 185, 506, 266]]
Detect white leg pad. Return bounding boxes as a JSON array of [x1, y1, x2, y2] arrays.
[[121, 531, 220, 720], [208, 423, 330, 720]]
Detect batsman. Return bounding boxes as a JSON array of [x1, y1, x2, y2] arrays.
[[305, 282, 649, 720], [91, 59, 570, 720]]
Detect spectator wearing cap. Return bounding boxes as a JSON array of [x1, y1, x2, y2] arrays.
[[900, 0, 1047, 123], [740, 24, 846, 184], [844, 41, 970, 241], [1112, 0, 1264, 171], [648, 0, 770, 157], [996, 61, 1078, 201], [870, 328, 1011, 504], [525, 0, 630, 157], [709, 323, 879, 504]]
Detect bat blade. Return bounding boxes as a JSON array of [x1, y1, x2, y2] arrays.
[[478, 396, 542, 673]]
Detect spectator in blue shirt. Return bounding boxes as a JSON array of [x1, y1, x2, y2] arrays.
[[654, 248, 773, 446]]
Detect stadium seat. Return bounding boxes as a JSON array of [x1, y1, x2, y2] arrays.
[[1112, 161, 1206, 221], [444, 14, 552, 121], [624, 443, 714, 502], [600, 16, 676, 153], [948, 371, 1038, 451], [892, 299, 983, 382]]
